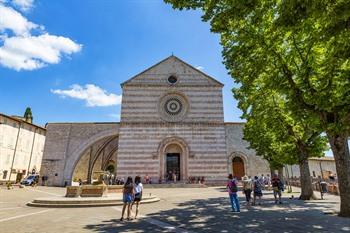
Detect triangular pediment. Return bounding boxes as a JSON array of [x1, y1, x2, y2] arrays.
[[121, 56, 224, 87]]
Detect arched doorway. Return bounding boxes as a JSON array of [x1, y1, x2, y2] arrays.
[[232, 157, 245, 180], [158, 137, 189, 182], [165, 144, 182, 181]]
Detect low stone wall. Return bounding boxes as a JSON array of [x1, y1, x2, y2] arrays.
[[66, 185, 109, 197], [66, 186, 81, 197], [107, 185, 123, 193], [287, 179, 339, 195]]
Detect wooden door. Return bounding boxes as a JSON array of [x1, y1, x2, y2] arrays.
[[232, 157, 245, 180]]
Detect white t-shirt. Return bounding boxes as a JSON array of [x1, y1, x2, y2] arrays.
[[134, 183, 143, 193]]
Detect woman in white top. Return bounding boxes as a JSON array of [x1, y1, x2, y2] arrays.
[[131, 175, 143, 219]]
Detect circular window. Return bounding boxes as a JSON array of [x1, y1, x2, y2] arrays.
[[159, 93, 189, 122], [165, 98, 182, 115], [167, 75, 178, 84]]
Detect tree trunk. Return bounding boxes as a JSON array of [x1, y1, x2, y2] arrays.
[[278, 167, 284, 180], [269, 164, 275, 177], [326, 131, 350, 217], [298, 158, 315, 200]]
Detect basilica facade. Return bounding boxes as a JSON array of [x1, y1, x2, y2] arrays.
[[40, 56, 270, 186]]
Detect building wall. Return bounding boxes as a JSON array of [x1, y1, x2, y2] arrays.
[[285, 159, 337, 179], [40, 123, 119, 186], [0, 115, 45, 182], [117, 56, 227, 183], [225, 123, 270, 177], [121, 86, 224, 123], [117, 123, 227, 182], [45, 56, 341, 186]]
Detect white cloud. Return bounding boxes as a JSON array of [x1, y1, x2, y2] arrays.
[[12, 0, 34, 12], [0, 33, 82, 70], [0, 1, 82, 71], [51, 84, 122, 107], [196, 66, 204, 71], [0, 4, 37, 36]]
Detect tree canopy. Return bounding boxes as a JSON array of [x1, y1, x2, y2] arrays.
[[165, 0, 350, 216]]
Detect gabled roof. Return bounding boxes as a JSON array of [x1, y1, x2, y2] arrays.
[[120, 55, 224, 87]]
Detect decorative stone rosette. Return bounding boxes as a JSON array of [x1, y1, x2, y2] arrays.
[[159, 93, 189, 122]]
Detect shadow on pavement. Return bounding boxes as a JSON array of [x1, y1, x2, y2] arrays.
[[84, 196, 350, 233]]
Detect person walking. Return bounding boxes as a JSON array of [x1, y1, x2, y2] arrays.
[[242, 175, 253, 205], [227, 174, 240, 212], [266, 174, 271, 191], [120, 177, 134, 221], [271, 174, 283, 204], [253, 176, 263, 205], [131, 176, 143, 219], [259, 174, 266, 190]]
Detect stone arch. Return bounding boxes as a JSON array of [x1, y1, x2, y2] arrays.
[[228, 151, 248, 178], [157, 136, 190, 181], [63, 129, 119, 185], [87, 135, 118, 183]]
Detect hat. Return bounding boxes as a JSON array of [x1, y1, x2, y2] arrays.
[[242, 175, 248, 180]]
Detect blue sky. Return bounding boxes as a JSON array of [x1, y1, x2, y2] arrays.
[[0, 0, 242, 126]]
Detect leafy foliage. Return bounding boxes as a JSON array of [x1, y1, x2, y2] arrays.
[[165, 0, 350, 214]]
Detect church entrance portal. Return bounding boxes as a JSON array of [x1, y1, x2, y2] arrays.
[[166, 153, 180, 181], [232, 157, 245, 180]]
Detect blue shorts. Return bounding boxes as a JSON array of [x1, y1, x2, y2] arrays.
[[123, 194, 133, 203]]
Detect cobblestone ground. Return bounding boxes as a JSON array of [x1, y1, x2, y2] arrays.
[[0, 185, 349, 233]]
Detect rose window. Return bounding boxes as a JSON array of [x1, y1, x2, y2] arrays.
[[159, 93, 189, 122], [165, 98, 182, 115]]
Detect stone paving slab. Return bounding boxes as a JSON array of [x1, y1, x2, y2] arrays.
[[0, 185, 349, 233]]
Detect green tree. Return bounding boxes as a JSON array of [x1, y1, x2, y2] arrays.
[[24, 107, 33, 123], [241, 90, 327, 199], [165, 0, 350, 216]]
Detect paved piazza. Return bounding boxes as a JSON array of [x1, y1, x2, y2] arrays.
[[1, 186, 349, 233]]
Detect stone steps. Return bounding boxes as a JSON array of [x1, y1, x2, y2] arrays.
[[27, 195, 160, 208]]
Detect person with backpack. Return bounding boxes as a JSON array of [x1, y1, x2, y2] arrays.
[[226, 174, 240, 212], [271, 174, 283, 204], [253, 176, 263, 205]]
